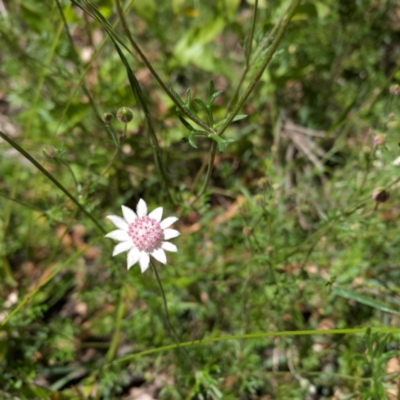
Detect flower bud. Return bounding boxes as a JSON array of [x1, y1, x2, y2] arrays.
[[372, 187, 389, 203], [243, 226, 252, 236], [373, 134, 386, 146], [254, 194, 264, 206], [258, 177, 270, 189], [390, 84, 400, 96], [237, 203, 248, 215], [42, 145, 57, 159], [102, 112, 113, 123], [116, 107, 134, 123]]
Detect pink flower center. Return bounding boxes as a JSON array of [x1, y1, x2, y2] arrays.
[[127, 216, 162, 251]]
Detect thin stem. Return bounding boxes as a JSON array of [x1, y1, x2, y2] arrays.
[[0, 190, 46, 213], [114, 0, 215, 135], [56, 0, 106, 130], [59, 158, 80, 196], [26, 3, 64, 135], [190, 154, 208, 194], [115, 327, 400, 364], [105, 287, 126, 363], [1, 240, 97, 326], [192, 141, 217, 202], [0, 130, 106, 234], [227, 7, 282, 113], [245, 0, 258, 61], [151, 261, 181, 345], [219, 0, 301, 138], [58, 0, 136, 136], [194, 0, 300, 200], [151, 261, 196, 370]]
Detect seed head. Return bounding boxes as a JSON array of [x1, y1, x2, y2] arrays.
[[258, 177, 270, 190], [372, 187, 389, 203], [390, 84, 400, 96], [117, 107, 134, 123], [237, 203, 248, 215], [254, 194, 264, 206], [42, 145, 57, 159], [102, 112, 113, 123]]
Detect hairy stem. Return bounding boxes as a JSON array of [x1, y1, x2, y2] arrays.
[[0, 130, 106, 234], [219, 0, 301, 138], [114, 0, 215, 135]]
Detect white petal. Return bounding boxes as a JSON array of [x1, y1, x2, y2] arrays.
[[105, 230, 130, 241], [112, 241, 133, 256], [121, 205, 137, 223], [139, 252, 150, 273], [107, 215, 129, 231], [127, 247, 141, 269], [151, 248, 167, 264], [163, 229, 180, 240], [160, 216, 178, 229], [148, 207, 163, 222], [161, 241, 178, 253], [137, 199, 147, 217]]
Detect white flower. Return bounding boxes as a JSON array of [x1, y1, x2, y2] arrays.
[[105, 199, 180, 273]]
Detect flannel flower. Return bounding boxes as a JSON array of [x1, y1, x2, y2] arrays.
[[105, 199, 180, 273]]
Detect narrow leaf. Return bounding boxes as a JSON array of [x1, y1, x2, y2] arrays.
[[213, 118, 227, 129], [186, 88, 191, 108], [188, 131, 198, 148], [209, 80, 215, 98], [194, 98, 213, 125], [210, 90, 223, 105], [232, 114, 248, 122], [333, 286, 400, 315], [170, 88, 185, 106], [178, 115, 194, 131], [209, 133, 226, 152]]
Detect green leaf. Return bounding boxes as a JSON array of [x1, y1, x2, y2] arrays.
[[232, 114, 248, 122], [213, 118, 227, 129], [209, 134, 226, 152], [188, 131, 198, 148], [186, 88, 192, 108], [188, 130, 208, 148], [333, 286, 400, 315], [170, 88, 185, 106], [210, 90, 224, 105], [178, 115, 194, 131], [209, 80, 215, 98], [194, 98, 213, 125], [213, 114, 245, 129]]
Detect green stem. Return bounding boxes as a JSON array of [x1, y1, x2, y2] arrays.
[[227, 5, 282, 113], [59, 158, 80, 196], [0, 130, 106, 234], [58, 0, 136, 136], [192, 141, 217, 202], [151, 262, 196, 370], [114, 0, 215, 135], [56, 0, 106, 131], [115, 327, 400, 364], [151, 261, 182, 346], [245, 0, 258, 61], [0, 240, 97, 326], [219, 0, 301, 138], [194, 0, 300, 200], [105, 287, 126, 363], [26, 4, 65, 135]]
